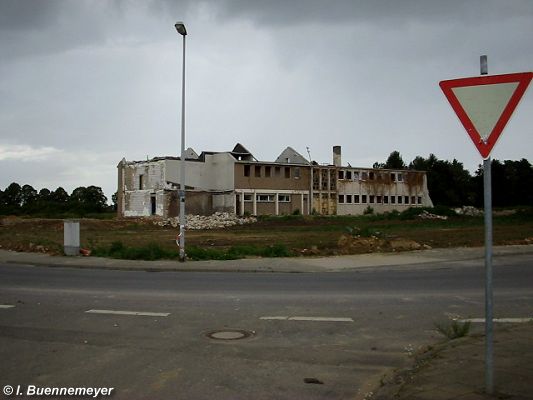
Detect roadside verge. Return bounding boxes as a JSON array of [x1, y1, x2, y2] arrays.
[[0, 244, 532, 273]]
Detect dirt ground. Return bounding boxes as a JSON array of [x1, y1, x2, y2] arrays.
[[0, 213, 532, 258]]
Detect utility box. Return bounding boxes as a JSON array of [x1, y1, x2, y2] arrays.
[[64, 220, 80, 256]]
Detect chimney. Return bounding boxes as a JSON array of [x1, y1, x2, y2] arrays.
[[333, 146, 342, 167]]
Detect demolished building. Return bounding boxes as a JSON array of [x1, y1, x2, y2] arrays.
[[117, 144, 432, 218]]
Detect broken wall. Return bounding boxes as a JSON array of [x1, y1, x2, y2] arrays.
[[164, 153, 235, 191]]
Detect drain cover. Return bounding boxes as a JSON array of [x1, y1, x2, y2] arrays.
[[206, 329, 254, 341]]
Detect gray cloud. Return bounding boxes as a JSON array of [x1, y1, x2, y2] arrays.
[[0, 0, 126, 59], [1, 0, 532, 199], [193, 0, 531, 27]]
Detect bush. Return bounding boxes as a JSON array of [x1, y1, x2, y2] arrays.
[[119, 243, 296, 261], [363, 206, 374, 215], [431, 206, 457, 217], [399, 207, 425, 220], [92, 241, 179, 261], [260, 243, 292, 257], [434, 319, 471, 340], [346, 226, 382, 238]]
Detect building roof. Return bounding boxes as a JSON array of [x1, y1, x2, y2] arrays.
[[275, 146, 310, 165]]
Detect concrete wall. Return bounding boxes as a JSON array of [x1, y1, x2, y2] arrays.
[[165, 153, 235, 191], [213, 193, 235, 213], [123, 190, 166, 217], [118, 154, 236, 218]]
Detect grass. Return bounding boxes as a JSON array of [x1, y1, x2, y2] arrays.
[[435, 320, 472, 340], [90, 241, 293, 261]]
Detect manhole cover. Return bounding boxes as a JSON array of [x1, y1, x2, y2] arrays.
[[206, 329, 254, 341]]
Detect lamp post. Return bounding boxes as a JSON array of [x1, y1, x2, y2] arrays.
[[175, 21, 187, 262]]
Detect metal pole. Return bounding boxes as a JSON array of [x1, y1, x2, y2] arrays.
[[179, 33, 186, 262], [307, 147, 313, 215], [484, 157, 494, 394], [481, 54, 494, 395]]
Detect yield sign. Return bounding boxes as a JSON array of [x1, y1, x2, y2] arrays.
[[440, 72, 532, 158]]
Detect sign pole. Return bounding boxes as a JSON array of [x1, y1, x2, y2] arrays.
[[480, 54, 494, 395], [440, 58, 532, 397]]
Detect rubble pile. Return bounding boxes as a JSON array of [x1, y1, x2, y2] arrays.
[[417, 210, 448, 220], [155, 212, 257, 230], [454, 206, 483, 216]]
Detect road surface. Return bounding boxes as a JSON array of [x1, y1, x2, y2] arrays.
[[1, 254, 532, 399]]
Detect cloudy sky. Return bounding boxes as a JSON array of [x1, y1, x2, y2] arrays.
[[1, 0, 532, 200]]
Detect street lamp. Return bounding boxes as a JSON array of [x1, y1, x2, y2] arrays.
[[175, 21, 187, 262]]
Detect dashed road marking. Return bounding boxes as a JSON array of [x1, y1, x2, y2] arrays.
[[0, 305, 15, 309], [260, 316, 354, 322], [457, 317, 533, 323], [85, 309, 170, 317]]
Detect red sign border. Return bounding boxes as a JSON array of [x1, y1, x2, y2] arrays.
[[439, 72, 533, 159]]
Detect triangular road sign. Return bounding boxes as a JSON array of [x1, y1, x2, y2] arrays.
[[440, 72, 532, 158]]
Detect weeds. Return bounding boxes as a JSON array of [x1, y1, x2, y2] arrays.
[[188, 243, 293, 260], [346, 226, 382, 238], [92, 241, 293, 261], [92, 241, 179, 261], [434, 319, 471, 340], [363, 206, 374, 215]]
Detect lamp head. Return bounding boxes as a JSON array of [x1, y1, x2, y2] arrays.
[[175, 22, 187, 36]]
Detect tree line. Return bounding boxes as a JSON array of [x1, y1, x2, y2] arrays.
[[0, 183, 114, 217], [1, 153, 531, 217], [375, 151, 533, 207]]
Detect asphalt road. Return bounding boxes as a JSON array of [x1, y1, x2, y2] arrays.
[[0, 255, 532, 400]]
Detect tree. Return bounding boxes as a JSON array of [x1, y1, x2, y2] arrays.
[[50, 187, 69, 204], [111, 192, 118, 211], [69, 186, 108, 213], [473, 159, 533, 207], [409, 155, 473, 206], [20, 184, 38, 207], [39, 188, 51, 199], [2, 182, 22, 213], [384, 151, 406, 169]]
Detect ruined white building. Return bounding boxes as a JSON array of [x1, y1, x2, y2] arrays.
[[116, 151, 236, 218], [117, 145, 432, 218]]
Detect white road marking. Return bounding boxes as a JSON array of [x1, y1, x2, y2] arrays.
[[85, 309, 170, 317], [456, 317, 533, 323], [260, 316, 354, 322], [0, 305, 15, 309]]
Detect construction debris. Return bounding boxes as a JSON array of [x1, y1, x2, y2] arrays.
[[154, 212, 257, 230], [417, 210, 448, 220], [454, 206, 483, 216]]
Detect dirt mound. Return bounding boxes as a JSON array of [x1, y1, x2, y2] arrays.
[[337, 235, 425, 254]]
